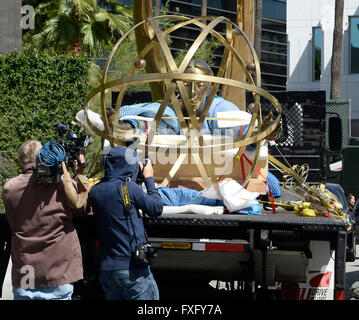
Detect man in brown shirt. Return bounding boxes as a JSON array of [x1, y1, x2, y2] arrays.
[[2, 140, 88, 300]]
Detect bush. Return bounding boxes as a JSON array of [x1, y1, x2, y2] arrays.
[[0, 51, 89, 211]]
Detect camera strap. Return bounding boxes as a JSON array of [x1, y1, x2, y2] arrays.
[[120, 180, 140, 246], [22, 166, 36, 174]]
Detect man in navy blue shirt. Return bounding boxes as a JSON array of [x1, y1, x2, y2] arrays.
[[89, 146, 163, 300]]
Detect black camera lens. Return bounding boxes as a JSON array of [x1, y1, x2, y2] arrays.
[[133, 243, 156, 266]]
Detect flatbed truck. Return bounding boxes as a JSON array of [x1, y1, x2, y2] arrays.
[[0, 91, 351, 300], [1, 205, 347, 300]]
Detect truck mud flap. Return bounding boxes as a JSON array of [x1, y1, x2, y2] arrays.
[[280, 240, 337, 300]]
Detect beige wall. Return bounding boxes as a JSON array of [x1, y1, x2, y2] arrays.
[[0, 0, 22, 54]]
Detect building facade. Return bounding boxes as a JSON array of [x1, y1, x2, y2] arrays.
[[286, 0, 359, 136], [163, 0, 287, 94], [0, 0, 22, 54]]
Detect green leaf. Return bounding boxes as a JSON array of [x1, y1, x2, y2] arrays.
[[0, 52, 90, 211]]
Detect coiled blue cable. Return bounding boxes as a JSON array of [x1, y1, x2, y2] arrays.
[[38, 141, 66, 167]]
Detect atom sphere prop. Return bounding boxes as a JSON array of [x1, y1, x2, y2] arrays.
[[83, 15, 282, 188]]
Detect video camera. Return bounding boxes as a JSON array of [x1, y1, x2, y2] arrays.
[[53, 121, 91, 169], [36, 122, 92, 184]]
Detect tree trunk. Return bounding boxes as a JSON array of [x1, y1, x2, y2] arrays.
[[254, 0, 262, 62], [72, 41, 81, 54], [202, 0, 207, 16], [154, 0, 160, 16], [220, 0, 254, 110], [69, 6, 81, 54], [330, 0, 344, 100], [202, 0, 207, 24], [133, 0, 168, 102]]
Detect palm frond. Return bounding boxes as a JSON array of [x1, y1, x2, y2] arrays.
[[95, 9, 132, 36], [68, 0, 97, 16], [36, 13, 77, 52], [87, 61, 103, 89], [35, 0, 62, 15], [81, 23, 95, 54], [100, 0, 133, 17], [90, 20, 112, 42], [25, 0, 134, 55], [93, 10, 107, 23], [32, 0, 65, 27]]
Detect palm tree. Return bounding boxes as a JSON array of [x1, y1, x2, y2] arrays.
[[202, 0, 207, 16], [330, 0, 344, 99], [154, 0, 161, 16], [24, 0, 133, 56], [254, 0, 262, 62]]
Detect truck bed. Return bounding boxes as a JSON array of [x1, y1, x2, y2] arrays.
[[145, 208, 347, 232], [142, 208, 349, 254], [145, 186, 347, 233], [0, 209, 347, 243]]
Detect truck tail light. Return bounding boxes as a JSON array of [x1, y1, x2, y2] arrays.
[[160, 240, 248, 252], [334, 289, 344, 300]]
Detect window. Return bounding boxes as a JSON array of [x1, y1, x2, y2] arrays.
[[349, 16, 359, 74], [312, 27, 322, 81], [263, 0, 286, 20]]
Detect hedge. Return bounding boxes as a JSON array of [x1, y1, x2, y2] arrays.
[[0, 51, 90, 211]]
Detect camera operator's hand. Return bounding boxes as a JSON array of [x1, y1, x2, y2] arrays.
[[74, 152, 86, 175], [139, 159, 153, 178]]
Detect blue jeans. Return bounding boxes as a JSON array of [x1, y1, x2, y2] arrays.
[[100, 266, 159, 300], [13, 283, 74, 300]]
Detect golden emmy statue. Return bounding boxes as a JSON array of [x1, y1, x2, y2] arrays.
[[82, 15, 282, 193]]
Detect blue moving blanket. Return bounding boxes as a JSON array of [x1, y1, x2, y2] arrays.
[[119, 102, 180, 134], [119, 96, 248, 135], [158, 187, 262, 215], [157, 173, 280, 215]]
